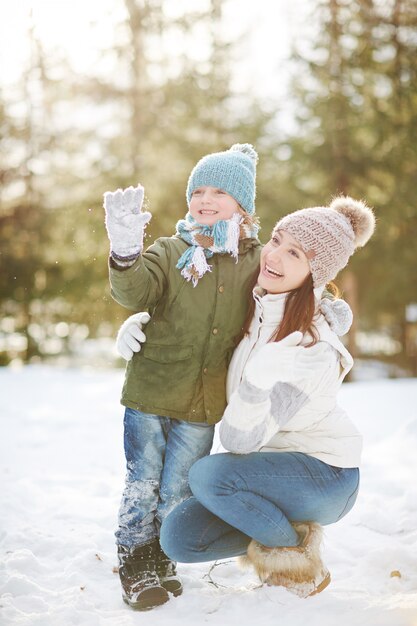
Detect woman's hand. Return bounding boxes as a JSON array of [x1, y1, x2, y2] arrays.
[[244, 332, 329, 390], [320, 298, 353, 336], [116, 312, 150, 360]]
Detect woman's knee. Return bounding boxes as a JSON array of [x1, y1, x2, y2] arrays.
[[160, 505, 193, 562], [189, 456, 210, 494], [189, 453, 232, 500], [160, 497, 213, 563]]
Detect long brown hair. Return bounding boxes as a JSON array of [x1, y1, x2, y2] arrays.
[[272, 273, 318, 344], [237, 273, 340, 347]]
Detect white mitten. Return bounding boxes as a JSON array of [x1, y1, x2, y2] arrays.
[[116, 312, 150, 361], [245, 330, 303, 389], [244, 331, 331, 391], [320, 298, 353, 336], [103, 185, 152, 258]]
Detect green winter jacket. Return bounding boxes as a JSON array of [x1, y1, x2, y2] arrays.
[[109, 235, 261, 424]]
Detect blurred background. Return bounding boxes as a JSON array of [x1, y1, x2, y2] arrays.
[[0, 0, 416, 378]]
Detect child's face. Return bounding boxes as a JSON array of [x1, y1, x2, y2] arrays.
[[189, 186, 240, 226], [258, 229, 311, 294]]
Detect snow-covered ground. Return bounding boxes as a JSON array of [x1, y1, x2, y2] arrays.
[[1, 365, 417, 626]]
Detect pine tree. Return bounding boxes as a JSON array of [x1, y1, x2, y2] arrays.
[[0, 15, 62, 361], [284, 0, 417, 359]]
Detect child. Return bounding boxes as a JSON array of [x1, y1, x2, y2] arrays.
[[103, 144, 261, 610], [158, 196, 375, 597]]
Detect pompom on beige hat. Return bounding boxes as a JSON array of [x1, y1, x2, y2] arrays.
[[275, 196, 376, 287]]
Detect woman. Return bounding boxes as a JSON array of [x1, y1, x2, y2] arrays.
[[118, 195, 375, 598], [158, 195, 375, 598]]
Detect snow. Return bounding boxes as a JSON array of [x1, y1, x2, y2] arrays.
[[1, 365, 417, 626]]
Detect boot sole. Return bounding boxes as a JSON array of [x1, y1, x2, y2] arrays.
[[123, 587, 170, 611]]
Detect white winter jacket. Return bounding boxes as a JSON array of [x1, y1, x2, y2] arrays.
[[219, 288, 362, 468]]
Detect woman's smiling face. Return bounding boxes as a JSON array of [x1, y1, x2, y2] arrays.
[[258, 229, 311, 294]]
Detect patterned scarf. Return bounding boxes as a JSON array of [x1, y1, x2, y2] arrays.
[[175, 212, 259, 286]]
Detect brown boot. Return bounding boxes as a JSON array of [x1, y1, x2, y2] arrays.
[[154, 540, 183, 597], [239, 522, 331, 598], [117, 541, 169, 610]]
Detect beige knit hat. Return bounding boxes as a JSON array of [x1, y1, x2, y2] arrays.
[[275, 196, 375, 287]]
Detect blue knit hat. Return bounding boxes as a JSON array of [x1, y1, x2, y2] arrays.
[[186, 143, 258, 214]]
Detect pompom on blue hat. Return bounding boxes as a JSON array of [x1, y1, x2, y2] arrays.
[[186, 143, 258, 215]]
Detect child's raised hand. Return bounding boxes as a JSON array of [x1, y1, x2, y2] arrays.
[[103, 184, 152, 258], [116, 312, 151, 361]]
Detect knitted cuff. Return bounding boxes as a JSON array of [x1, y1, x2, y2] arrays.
[[109, 252, 140, 270]]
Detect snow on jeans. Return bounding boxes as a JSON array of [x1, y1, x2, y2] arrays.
[[160, 451, 360, 562], [116, 407, 215, 548]]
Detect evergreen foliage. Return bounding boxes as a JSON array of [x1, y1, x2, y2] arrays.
[[285, 0, 417, 352], [1, 0, 416, 366]]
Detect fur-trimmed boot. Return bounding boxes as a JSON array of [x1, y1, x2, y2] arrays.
[[239, 522, 331, 598], [117, 541, 169, 610]]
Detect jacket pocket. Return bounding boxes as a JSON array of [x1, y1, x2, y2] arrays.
[[126, 343, 197, 414], [141, 343, 193, 363]]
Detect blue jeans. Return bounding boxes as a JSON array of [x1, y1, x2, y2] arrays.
[[160, 451, 359, 562], [116, 408, 214, 548]]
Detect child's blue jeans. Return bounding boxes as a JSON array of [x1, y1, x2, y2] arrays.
[[160, 451, 359, 562], [115, 407, 214, 548]]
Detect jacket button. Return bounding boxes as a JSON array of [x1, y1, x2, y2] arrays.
[[203, 367, 208, 374], [212, 328, 218, 335], [218, 285, 224, 293]]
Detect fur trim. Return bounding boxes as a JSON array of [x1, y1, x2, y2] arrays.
[[330, 195, 375, 247], [239, 522, 330, 598]]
